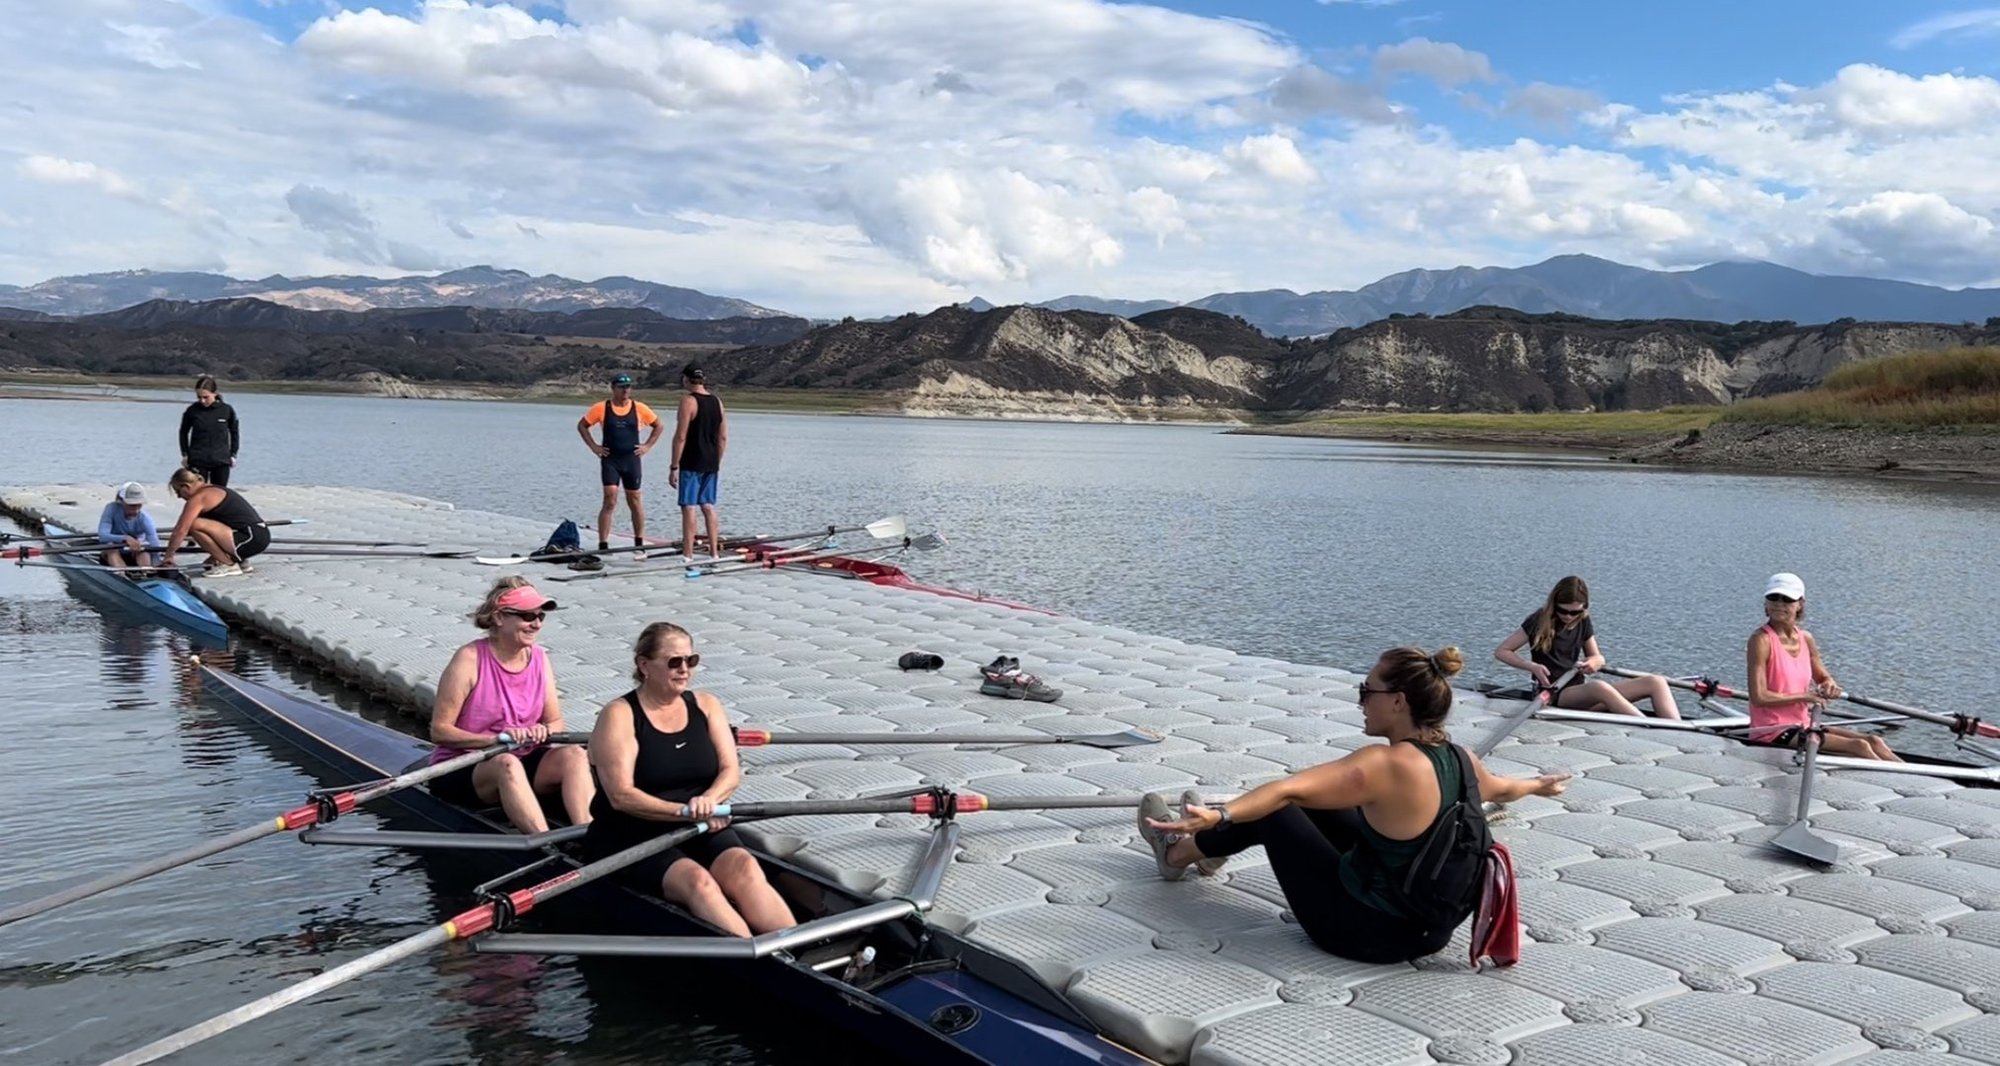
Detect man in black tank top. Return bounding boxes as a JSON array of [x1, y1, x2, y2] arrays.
[[668, 364, 728, 559]]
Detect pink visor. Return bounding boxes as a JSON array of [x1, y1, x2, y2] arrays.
[[495, 585, 559, 612]]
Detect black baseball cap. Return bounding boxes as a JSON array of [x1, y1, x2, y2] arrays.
[[610, 373, 633, 387], [681, 364, 705, 381]]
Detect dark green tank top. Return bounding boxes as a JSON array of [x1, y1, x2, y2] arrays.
[[1336, 740, 1462, 917]]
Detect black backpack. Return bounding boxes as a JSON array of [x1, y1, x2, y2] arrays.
[[530, 519, 582, 560], [1360, 742, 1493, 930]]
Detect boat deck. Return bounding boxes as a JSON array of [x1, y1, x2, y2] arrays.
[[9, 481, 2000, 1066]]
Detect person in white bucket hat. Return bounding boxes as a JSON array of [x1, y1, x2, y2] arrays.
[[1745, 572, 1899, 761], [97, 482, 165, 571]]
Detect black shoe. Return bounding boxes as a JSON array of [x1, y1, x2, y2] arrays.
[[898, 651, 945, 671], [978, 655, 1022, 682]]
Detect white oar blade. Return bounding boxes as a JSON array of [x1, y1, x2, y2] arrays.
[[863, 515, 907, 540]]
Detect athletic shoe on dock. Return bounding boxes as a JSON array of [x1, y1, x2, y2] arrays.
[[1138, 792, 1186, 882]]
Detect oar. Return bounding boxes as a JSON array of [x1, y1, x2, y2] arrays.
[[717, 791, 1184, 819], [474, 516, 907, 567], [97, 823, 708, 1066], [476, 536, 757, 567], [3, 541, 130, 559], [1472, 667, 1580, 757], [0, 530, 93, 545], [550, 541, 828, 583], [1770, 706, 1841, 865], [1605, 666, 1999, 739], [733, 726, 1161, 750], [0, 733, 583, 930], [692, 531, 941, 580], [9, 559, 204, 575], [270, 537, 431, 548], [253, 545, 477, 559]]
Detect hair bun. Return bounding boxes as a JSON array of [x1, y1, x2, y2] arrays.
[[1429, 646, 1465, 679]]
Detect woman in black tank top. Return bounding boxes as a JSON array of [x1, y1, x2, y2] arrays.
[[582, 622, 795, 937], [162, 467, 270, 576]]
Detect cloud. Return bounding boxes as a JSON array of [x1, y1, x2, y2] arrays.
[[1799, 64, 2000, 134], [285, 183, 445, 269], [1269, 64, 1400, 123], [1373, 37, 1495, 88], [1225, 134, 1319, 184], [1890, 8, 2000, 48], [1826, 190, 1998, 278], [18, 155, 144, 200], [1501, 82, 1604, 129]]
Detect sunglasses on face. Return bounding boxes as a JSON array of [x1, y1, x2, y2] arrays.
[[1553, 606, 1587, 619], [658, 653, 701, 671], [500, 610, 546, 623], [1765, 594, 1798, 605], [1357, 682, 1396, 700]]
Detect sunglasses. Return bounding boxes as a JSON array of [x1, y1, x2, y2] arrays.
[[500, 610, 546, 623], [658, 653, 701, 671], [1357, 682, 1397, 700], [1764, 594, 1798, 605], [1553, 605, 1587, 618]]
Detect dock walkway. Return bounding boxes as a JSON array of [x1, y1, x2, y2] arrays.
[[10, 482, 2000, 1065]]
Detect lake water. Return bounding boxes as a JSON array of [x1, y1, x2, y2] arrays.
[[3, 390, 1998, 1064]]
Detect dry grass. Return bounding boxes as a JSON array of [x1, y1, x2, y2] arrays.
[[1722, 347, 2000, 429]]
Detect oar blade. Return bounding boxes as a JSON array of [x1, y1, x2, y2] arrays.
[[1769, 820, 1840, 866], [863, 515, 907, 540], [1069, 728, 1162, 748]]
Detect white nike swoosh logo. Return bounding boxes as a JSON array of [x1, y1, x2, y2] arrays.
[[675, 742, 687, 748]]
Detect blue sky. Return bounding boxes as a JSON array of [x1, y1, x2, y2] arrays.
[[5, 1, 2000, 315]]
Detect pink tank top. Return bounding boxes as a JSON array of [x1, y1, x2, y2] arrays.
[[429, 639, 549, 764], [1749, 623, 1812, 741]]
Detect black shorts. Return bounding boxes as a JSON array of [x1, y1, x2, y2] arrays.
[[600, 453, 643, 490], [429, 746, 550, 807], [1747, 726, 1809, 750], [190, 461, 231, 488], [231, 523, 270, 560], [582, 825, 749, 894]]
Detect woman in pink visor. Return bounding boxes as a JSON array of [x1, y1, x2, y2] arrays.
[[427, 577, 597, 830]]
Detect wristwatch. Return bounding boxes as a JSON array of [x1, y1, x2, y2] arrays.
[[1215, 805, 1233, 828]]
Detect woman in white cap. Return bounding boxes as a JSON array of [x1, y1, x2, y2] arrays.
[[96, 482, 164, 570], [427, 576, 597, 831], [1746, 572, 1899, 761]]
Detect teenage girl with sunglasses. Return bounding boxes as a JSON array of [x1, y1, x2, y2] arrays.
[[1747, 572, 1899, 761], [426, 577, 597, 831], [1494, 575, 1680, 719]]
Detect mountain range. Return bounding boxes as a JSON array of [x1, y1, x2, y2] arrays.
[[0, 265, 792, 320], [8, 256, 2000, 339]]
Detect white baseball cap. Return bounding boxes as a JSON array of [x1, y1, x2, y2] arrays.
[[116, 482, 148, 505], [1763, 572, 1805, 600]]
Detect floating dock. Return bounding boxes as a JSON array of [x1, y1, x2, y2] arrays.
[[9, 482, 2000, 1065]]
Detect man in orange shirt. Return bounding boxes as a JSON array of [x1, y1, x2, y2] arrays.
[[575, 372, 664, 558]]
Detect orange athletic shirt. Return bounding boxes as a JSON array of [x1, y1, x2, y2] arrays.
[[582, 400, 659, 427]]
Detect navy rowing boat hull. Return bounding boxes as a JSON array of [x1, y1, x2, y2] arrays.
[[45, 524, 228, 645], [196, 665, 1156, 1066]]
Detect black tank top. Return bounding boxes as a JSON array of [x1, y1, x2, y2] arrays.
[[678, 392, 723, 473], [204, 487, 264, 533], [601, 401, 641, 454], [586, 691, 720, 845]]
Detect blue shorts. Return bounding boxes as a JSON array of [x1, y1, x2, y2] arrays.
[[677, 470, 718, 507], [600, 453, 642, 490]]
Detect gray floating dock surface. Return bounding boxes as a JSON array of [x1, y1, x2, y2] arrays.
[[10, 481, 2000, 1066]]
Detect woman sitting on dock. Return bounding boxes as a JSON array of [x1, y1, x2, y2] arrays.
[[428, 578, 596, 831], [583, 622, 796, 937], [1748, 572, 1899, 761], [160, 467, 269, 578], [1140, 646, 1569, 963], [1494, 575, 1679, 719]]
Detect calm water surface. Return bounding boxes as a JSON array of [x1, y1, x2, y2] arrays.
[[3, 390, 1998, 1064]]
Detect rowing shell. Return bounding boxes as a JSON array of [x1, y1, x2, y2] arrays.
[[195, 665, 1156, 1066], [42, 523, 228, 645]]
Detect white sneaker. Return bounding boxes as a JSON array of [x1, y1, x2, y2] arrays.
[[632, 549, 647, 561], [204, 563, 243, 578]]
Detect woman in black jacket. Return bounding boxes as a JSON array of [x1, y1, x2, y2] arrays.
[[179, 375, 240, 486]]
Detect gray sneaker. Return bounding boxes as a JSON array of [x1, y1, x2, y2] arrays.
[[203, 562, 243, 578], [1181, 790, 1229, 877], [1137, 792, 1185, 882]]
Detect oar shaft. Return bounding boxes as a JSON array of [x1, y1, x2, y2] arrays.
[[1607, 666, 1997, 739], [98, 823, 704, 1066], [0, 820, 283, 928], [718, 792, 1159, 819], [101, 926, 454, 1066]]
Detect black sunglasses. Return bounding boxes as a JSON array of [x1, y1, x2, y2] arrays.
[[1553, 605, 1587, 618], [500, 609, 546, 623], [659, 653, 701, 671], [1357, 682, 1397, 700], [1764, 594, 1798, 604]]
